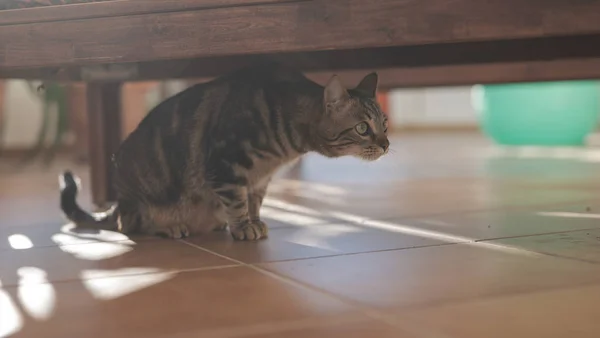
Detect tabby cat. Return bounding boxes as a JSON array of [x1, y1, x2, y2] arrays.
[[59, 63, 389, 241]]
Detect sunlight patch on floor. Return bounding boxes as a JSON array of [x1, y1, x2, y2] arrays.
[[263, 198, 324, 217], [271, 179, 346, 195], [81, 268, 176, 300], [8, 234, 33, 250], [266, 198, 541, 257], [269, 179, 347, 204], [285, 224, 363, 251], [17, 267, 55, 320], [60, 223, 130, 241], [261, 206, 326, 226], [0, 280, 23, 338], [53, 235, 135, 260], [537, 211, 600, 219]]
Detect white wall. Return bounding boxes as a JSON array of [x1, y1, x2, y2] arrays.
[[0, 80, 167, 150], [389, 86, 478, 128], [2, 80, 44, 148]]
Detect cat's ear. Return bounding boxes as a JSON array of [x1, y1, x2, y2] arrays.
[[324, 75, 349, 104], [354, 72, 378, 98]]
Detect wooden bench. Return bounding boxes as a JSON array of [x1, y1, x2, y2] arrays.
[[2, 0, 600, 206]]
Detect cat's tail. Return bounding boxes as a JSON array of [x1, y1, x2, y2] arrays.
[[59, 171, 119, 231]]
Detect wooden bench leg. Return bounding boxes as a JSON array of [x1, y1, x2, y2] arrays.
[[86, 83, 122, 207]]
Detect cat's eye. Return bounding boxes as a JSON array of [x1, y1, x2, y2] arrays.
[[355, 122, 369, 135], [383, 119, 389, 133]]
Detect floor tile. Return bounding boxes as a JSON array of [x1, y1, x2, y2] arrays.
[[267, 178, 501, 220], [396, 284, 600, 338], [0, 238, 233, 286], [402, 202, 600, 241], [241, 316, 416, 338], [186, 222, 443, 264], [0, 163, 92, 228], [4, 133, 600, 337], [492, 229, 600, 264], [0, 267, 353, 338], [262, 244, 600, 310], [267, 176, 600, 223]]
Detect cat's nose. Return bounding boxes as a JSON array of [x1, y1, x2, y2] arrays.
[[379, 139, 390, 152]]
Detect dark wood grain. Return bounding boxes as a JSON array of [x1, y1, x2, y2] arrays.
[[0, 0, 304, 26], [7, 58, 600, 89], [1, 0, 600, 69], [3, 35, 600, 86], [304, 58, 600, 89], [136, 34, 600, 79], [86, 83, 121, 206]]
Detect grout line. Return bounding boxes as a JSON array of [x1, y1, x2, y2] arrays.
[[375, 197, 600, 223], [262, 198, 600, 265], [179, 240, 249, 265], [472, 228, 600, 265], [179, 239, 450, 338], [250, 242, 456, 264], [474, 227, 600, 242], [482, 249, 600, 265], [1, 264, 241, 288]]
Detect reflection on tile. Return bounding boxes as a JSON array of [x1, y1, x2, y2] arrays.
[[493, 229, 600, 263], [187, 222, 444, 263], [398, 284, 600, 338], [0, 239, 232, 286], [268, 178, 502, 220], [245, 316, 416, 338], [0, 267, 353, 338], [261, 205, 339, 229], [271, 133, 600, 220], [262, 244, 600, 309], [186, 231, 335, 264], [405, 203, 600, 241]]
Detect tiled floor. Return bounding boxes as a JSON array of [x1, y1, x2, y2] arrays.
[[1, 132, 600, 337]]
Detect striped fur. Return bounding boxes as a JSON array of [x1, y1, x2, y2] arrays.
[[59, 63, 389, 241]]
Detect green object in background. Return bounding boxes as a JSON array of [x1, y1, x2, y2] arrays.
[[476, 81, 600, 146]]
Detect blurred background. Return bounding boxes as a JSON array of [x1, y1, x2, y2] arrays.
[[1, 79, 599, 166]]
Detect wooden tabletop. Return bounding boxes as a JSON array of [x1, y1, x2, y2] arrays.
[[1, 0, 600, 86]]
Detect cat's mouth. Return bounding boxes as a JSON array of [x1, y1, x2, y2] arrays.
[[357, 147, 387, 161], [320, 144, 386, 161]]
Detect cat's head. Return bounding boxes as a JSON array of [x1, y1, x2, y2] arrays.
[[314, 73, 390, 161]]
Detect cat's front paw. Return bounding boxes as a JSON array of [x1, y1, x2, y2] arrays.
[[230, 220, 268, 241]]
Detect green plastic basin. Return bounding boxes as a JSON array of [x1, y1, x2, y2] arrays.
[[475, 81, 600, 146]]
